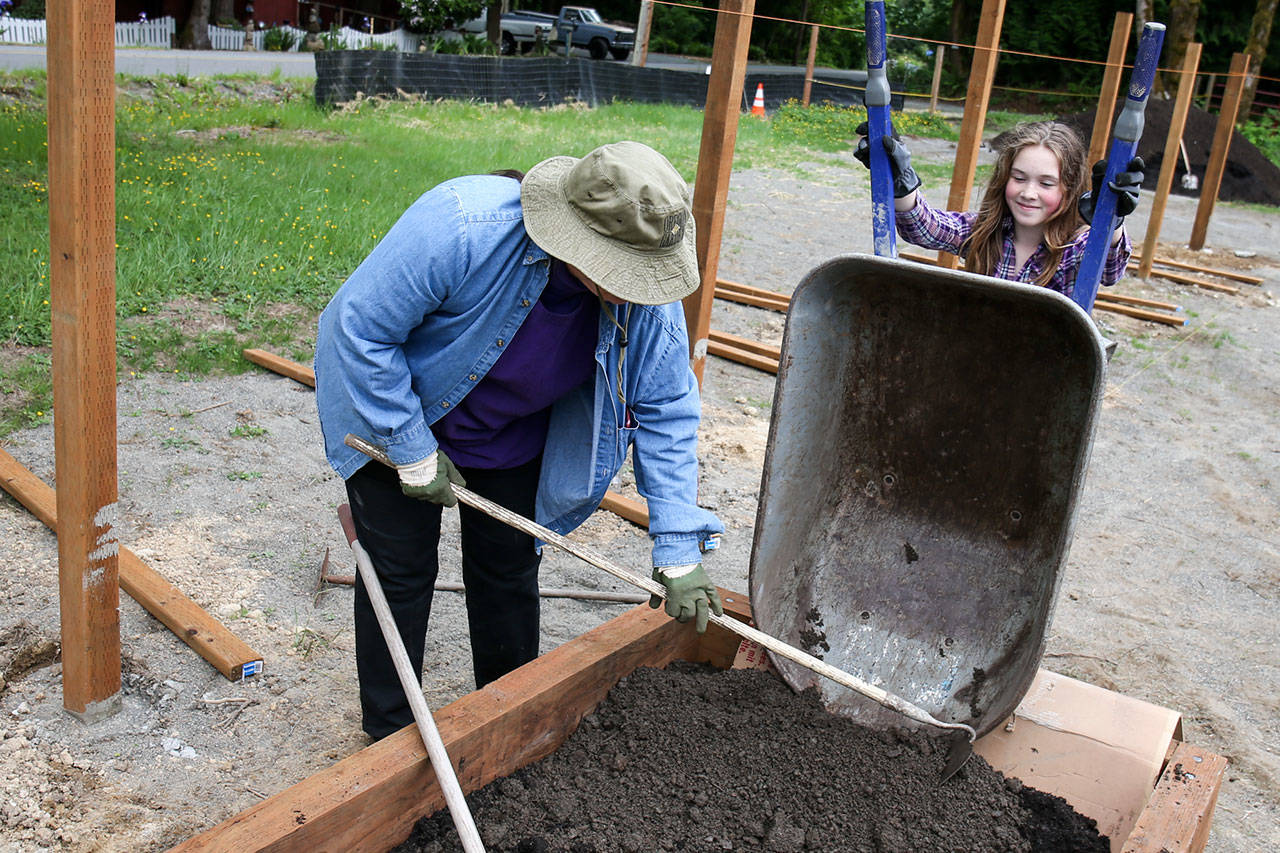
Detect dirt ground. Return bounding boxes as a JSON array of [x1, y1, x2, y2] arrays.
[[0, 138, 1277, 852]]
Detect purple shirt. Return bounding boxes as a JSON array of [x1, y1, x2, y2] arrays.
[[434, 260, 598, 469], [896, 195, 1132, 298]]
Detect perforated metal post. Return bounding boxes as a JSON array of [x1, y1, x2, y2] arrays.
[[48, 0, 122, 719]]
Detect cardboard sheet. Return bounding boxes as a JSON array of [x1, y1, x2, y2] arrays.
[[975, 669, 1182, 850]]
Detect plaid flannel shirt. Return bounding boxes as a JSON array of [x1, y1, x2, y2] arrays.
[[896, 195, 1132, 298]]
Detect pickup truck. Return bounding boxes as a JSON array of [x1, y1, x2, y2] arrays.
[[512, 6, 635, 60], [456, 9, 554, 55]]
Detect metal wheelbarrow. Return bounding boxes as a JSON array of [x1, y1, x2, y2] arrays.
[[747, 254, 1107, 737]]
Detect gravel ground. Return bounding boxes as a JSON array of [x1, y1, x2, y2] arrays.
[[0, 142, 1277, 851]]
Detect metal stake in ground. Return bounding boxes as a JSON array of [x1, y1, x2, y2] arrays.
[[336, 504, 486, 853], [864, 0, 897, 258], [345, 433, 977, 781], [1073, 21, 1165, 312]]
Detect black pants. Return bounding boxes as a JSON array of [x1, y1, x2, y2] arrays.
[[345, 456, 542, 740]]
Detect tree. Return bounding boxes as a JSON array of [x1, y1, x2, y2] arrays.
[[1165, 0, 1201, 75], [1238, 0, 1279, 118], [212, 0, 236, 26], [400, 0, 485, 34], [177, 0, 213, 49]]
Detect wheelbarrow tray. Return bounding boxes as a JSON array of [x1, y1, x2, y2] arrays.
[[748, 254, 1107, 737]]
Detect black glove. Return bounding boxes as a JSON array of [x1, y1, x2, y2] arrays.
[[1078, 156, 1144, 223], [854, 121, 922, 199]]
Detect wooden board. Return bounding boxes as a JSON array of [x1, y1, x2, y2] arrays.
[[47, 0, 121, 715], [0, 447, 264, 681], [169, 603, 717, 852], [1122, 742, 1229, 853], [685, 0, 756, 385], [168, 592, 1224, 853]]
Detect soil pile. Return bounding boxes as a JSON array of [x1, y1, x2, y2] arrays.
[[397, 664, 1108, 853], [994, 100, 1280, 205]]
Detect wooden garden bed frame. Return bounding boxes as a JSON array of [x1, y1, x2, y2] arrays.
[[172, 594, 1226, 853]]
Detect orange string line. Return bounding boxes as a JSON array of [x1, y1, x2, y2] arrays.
[[648, 0, 1246, 81]]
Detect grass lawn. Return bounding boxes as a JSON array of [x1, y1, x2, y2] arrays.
[[0, 73, 963, 434]]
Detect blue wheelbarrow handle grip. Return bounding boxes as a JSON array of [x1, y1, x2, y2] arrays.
[[864, 0, 897, 258], [1072, 22, 1166, 313]]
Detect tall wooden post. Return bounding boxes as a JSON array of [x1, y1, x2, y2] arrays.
[[802, 24, 819, 107], [684, 0, 755, 386], [1140, 43, 1202, 278], [929, 44, 945, 113], [1089, 12, 1134, 165], [940, 0, 1006, 269], [48, 0, 122, 718], [631, 0, 653, 67], [1190, 52, 1250, 251]]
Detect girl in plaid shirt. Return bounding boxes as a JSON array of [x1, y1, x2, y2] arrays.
[[856, 121, 1142, 299]]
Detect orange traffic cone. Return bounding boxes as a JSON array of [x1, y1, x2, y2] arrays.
[[751, 83, 766, 117]]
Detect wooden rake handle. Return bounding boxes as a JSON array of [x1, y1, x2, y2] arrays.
[[336, 503, 485, 853], [344, 434, 976, 743]]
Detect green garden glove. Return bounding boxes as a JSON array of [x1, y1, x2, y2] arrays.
[[396, 450, 465, 507], [648, 563, 723, 634]]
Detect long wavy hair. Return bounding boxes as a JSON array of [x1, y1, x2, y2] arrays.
[[961, 121, 1087, 288]]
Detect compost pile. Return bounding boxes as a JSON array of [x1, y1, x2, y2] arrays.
[[992, 99, 1280, 205], [396, 663, 1107, 853]]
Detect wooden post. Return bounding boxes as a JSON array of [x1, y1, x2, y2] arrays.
[[684, 0, 755, 386], [802, 24, 819, 107], [1089, 12, 1134, 166], [1190, 53, 1250, 251], [929, 44, 945, 113], [939, 0, 1006, 269], [1200, 73, 1216, 110], [47, 0, 121, 719], [631, 0, 653, 67], [1140, 43, 1202, 279]]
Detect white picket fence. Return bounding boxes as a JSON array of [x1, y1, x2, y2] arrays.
[[0, 14, 423, 52]]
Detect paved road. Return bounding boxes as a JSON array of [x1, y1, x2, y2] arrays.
[[1, 44, 319, 76], [0, 43, 866, 83]]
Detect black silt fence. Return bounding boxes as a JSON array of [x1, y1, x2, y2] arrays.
[[315, 51, 899, 112]]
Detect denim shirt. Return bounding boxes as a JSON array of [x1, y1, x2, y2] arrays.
[[314, 174, 723, 567]]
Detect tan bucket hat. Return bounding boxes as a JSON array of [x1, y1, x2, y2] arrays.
[[521, 141, 700, 305]]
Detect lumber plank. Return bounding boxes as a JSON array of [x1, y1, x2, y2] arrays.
[[707, 340, 780, 374], [1121, 742, 1229, 853], [240, 350, 654, 536], [170, 605, 705, 853], [0, 448, 264, 681], [1190, 53, 1250, 250], [243, 348, 315, 387], [1088, 12, 1133, 165], [708, 329, 782, 359], [47, 0, 121, 714], [1129, 264, 1241, 294], [1139, 42, 1202, 279], [940, 0, 1006, 269], [685, 0, 756, 385], [714, 288, 789, 312], [1132, 253, 1262, 285], [1094, 302, 1187, 327], [599, 490, 648, 527], [1096, 292, 1182, 311]]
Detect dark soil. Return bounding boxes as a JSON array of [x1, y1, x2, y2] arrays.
[[1051, 99, 1280, 205], [395, 663, 1108, 853]]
